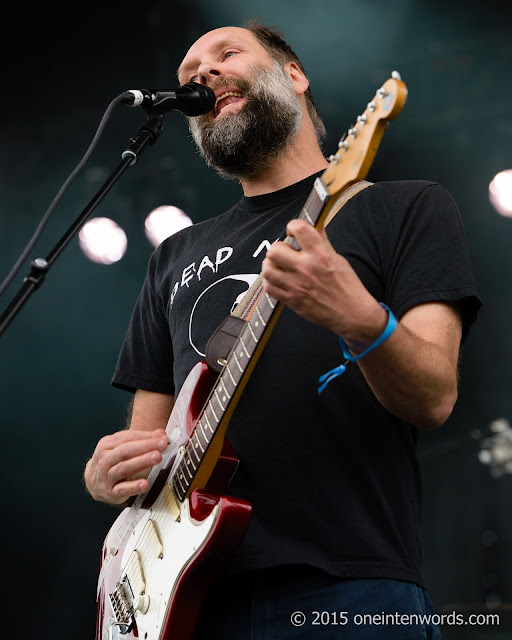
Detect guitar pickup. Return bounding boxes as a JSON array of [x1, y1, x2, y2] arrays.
[[142, 518, 164, 559]]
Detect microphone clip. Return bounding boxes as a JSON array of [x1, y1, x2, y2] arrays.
[[121, 82, 216, 117]]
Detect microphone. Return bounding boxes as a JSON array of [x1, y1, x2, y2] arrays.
[[121, 82, 216, 117]]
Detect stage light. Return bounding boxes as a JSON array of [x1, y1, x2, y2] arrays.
[[145, 206, 193, 247], [476, 418, 512, 477], [78, 217, 128, 265], [489, 170, 512, 217]]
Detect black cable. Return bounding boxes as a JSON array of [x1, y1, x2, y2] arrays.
[[0, 93, 126, 298]]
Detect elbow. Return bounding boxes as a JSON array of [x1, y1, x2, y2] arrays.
[[415, 388, 458, 431]]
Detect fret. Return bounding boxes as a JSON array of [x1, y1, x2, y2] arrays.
[[174, 472, 187, 498], [256, 307, 266, 327], [265, 293, 275, 309], [220, 374, 235, 402], [233, 351, 244, 373], [239, 336, 250, 358], [197, 420, 208, 443], [193, 433, 205, 454], [250, 315, 265, 338], [225, 363, 236, 386], [204, 411, 214, 433], [220, 376, 232, 399], [302, 207, 314, 225], [247, 323, 257, 342], [214, 388, 225, 411], [187, 450, 199, 469], [298, 184, 328, 228], [188, 443, 200, 464], [182, 453, 194, 480], [210, 403, 219, 423]]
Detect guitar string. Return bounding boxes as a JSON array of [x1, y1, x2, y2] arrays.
[[165, 190, 326, 504], [109, 79, 405, 592], [121, 187, 328, 587]]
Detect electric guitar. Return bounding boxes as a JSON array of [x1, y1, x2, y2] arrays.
[[95, 72, 408, 640]]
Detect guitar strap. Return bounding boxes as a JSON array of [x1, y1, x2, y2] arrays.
[[205, 180, 374, 372]]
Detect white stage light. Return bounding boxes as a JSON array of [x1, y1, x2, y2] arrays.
[[145, 206, 193, 247], [489, 170, 512, 217], [79, 217, 128, 265]]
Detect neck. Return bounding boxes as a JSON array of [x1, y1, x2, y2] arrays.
[[239, 114, 328, 197]]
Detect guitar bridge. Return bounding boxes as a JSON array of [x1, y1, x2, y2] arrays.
[[108, 575, 135, 635]]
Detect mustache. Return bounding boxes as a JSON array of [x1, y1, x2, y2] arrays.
[[209, 75, 251, 94], [190, 75, 256, 124]]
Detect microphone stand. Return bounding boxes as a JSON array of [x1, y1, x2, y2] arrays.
[[0, 113, 164, 338]]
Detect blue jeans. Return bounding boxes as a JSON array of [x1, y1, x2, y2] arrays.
[[193, 565, 442, 639]]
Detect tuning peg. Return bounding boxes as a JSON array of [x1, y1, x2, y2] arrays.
[[376, 88, 386, 98], [357, 114, 368, 124], [347, 127, 358, 138], [338, 139, 350, 150], [391, 70, 402, 80], [367, 101, 376, 112]]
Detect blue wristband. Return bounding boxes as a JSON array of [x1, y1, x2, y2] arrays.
[[318, 303, 397, 395]]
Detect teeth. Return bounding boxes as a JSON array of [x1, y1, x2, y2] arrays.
[[214, 91, 244, 114]]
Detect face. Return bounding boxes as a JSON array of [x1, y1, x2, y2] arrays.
[[178, 27, 304, 180]]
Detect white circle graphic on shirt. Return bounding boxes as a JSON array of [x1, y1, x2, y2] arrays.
[[188, 273, 259, 357]]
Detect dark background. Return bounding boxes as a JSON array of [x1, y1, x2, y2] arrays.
[[1, 1, 511, 637]]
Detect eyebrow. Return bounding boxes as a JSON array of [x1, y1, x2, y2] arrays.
[[177, 37, 247, 81]]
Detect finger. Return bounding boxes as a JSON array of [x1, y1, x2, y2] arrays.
[[107, 449, 164, 486], [262, 271, 289, 299], [95, 430, 168, 464], [110, 477, 151, 504], [97, 428, 167, 452], [262, 277, 290, 303], [264, 242, 300, 272], [286, 219, 326, 251], [99, 434, 168, 478]]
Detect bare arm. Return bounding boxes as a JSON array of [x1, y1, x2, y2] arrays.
[[262, 219, 462, 430], [84, 390, 175, 505], [348, 301, 461, 429]]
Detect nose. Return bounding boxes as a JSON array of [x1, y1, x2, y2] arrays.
[[197, 61, 221, 85]]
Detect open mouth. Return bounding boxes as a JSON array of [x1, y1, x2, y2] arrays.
[[214, 91, 245, 118]]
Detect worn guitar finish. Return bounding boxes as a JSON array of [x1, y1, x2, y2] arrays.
[[95, 74, 407, 640]]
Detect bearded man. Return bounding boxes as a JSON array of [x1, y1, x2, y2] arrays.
[[85, 21, 481, 639]]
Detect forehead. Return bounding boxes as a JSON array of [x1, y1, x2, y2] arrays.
[[178, 27, 270, 79]]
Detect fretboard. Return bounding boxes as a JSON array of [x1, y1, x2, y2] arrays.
[[171, 178, 331, 502]]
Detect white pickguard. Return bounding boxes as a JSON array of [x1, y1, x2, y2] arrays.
[[111, 496, 219, 640]]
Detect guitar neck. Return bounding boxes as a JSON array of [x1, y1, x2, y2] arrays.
[[170, 73, 408, 503], [170, 181, 332, 503]]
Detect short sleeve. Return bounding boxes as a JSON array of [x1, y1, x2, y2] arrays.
[[382, 182, 481, 343], [111, 250, 175, 394]]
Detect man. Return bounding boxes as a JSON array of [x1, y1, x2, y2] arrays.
[[85, 21, 481, 638]]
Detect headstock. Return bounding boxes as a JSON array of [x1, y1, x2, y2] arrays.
[[320, 71, 408, 198]]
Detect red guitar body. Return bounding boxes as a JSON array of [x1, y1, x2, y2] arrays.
[[95, 362, 252, 640]]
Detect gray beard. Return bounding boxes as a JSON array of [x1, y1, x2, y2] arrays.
[[188, 62, 303, 180]]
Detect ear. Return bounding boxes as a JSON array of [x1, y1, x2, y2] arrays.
[[284, 61, 310, 96]]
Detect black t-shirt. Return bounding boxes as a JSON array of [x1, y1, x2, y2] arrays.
[[112, 173, 481, 587]]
